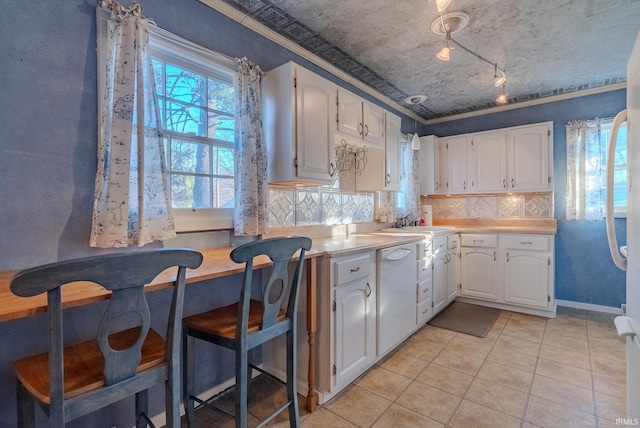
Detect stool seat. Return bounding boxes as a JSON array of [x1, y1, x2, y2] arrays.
[[14, 327, 165, 404], [183, 299, 285, 339]]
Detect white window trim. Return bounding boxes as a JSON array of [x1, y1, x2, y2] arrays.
[[96, 7, 237, 231], [601, 119, 628, 219]]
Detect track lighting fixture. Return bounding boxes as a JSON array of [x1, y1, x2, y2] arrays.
[[432, 4, 510, 105]]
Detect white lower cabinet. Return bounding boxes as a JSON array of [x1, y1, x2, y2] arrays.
[[459, 233, 555, 316], [503, 235, 554, 310], [446, 235, 460, 305], [334, 276, 376, 386], [432, 237, 448, 314]]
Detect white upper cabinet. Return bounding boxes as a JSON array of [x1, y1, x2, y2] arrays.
[[506, 123, 553, 191], [420, 121, 553, 195], [472, 130, 507, 192], [337, 89, 384, 147], [261, 62, 337, 185], [356, 111, 401, 191], [445, 135, 469, 193]]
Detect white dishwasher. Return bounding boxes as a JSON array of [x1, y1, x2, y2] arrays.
[[377, 243, 417, 356]]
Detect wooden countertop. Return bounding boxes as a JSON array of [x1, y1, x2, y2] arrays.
[[0, 247, 326, 322], [0, 234, 422, 322]]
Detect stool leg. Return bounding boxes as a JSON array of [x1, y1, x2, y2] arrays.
[[236, 344, 249, 428], [16, 381, 35, 428], [286, 327, 299, 427], [135, 389, 148, 428], [183, 332, 196, 428]]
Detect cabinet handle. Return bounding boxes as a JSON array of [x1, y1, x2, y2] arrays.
[[435, 182, 440, 191], [503, 178, 506, 188], [463, 181, 467, 190], [422, 308, 429, 314], [423, 287, 430, 293], [364, 124, 369, 136], [329, 162, 336, 177], [520, 241, 533, 245], [350, 267, 360, 273], [506, 252, 510, 262], [386, 173, 391, 185], [473, 239, 484, 245], [365, 282, 372, 297], [511, 178, 515, 188], [359, 122, 364, 136], [493, 251, 496, 261]]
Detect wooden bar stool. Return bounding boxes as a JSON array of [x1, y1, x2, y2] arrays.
[[10, 248, 203, 428], [182, 236, 312, 428]]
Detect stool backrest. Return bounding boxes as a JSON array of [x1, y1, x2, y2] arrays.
[[230, 236, 312, 336], [10, 248, 203, 398]]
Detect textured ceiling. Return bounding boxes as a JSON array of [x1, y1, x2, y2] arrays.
[[220, 0, 639, 120]]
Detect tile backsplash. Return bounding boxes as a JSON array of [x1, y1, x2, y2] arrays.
[[423, 192, 554, 219], [269, 186, 375, 227]]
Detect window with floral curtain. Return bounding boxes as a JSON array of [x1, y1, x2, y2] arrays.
[[566, 118, 628, 221], [91, 0, 175, 248]]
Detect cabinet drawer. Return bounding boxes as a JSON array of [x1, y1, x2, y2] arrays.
[[334, 254, 371, 285], [416, 299, 433, 325], [417, 239, 432, 259], [417, 278, 432, 303], [418, 257, 432, 280], [504, 235, 549, 251], [461, 234, 498, 248], [447, 234, 459, 249]]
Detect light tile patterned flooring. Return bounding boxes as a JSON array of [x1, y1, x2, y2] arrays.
[[185, 308, 626, 428]]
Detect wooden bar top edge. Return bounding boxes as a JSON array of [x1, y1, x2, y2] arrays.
[[0, 247, 325, 322]]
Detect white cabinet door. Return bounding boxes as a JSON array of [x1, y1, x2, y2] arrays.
[[445, 135, 469, 193], [296, 67, 337, 182], [504, 250, 551, 309], [418, 135, 440, 195], [472, 130, 507, 192], [446, 248, 460, 304], [461, 247, 499, 300], [384, 112, 401, 191], [432, 237, 447, 314], [334, 276, 376, 387], [363, 101, 385, 147], [437, 138, 448, 194], [337, 89, 363, 140], [262, 62, 336, 185], [507, 123, 551, 191]]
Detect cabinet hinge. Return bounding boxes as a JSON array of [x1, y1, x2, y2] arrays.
[[548, 176, 552, 183], [431, 300, 434, 308], [548, 258, 551, 266], [446, 143, 449, 149], [332, 300, 336, 312], [471, 140, 474, 146], [293, 77, 297, 88], [548, 295, 551, 302], [333, 364, 337, 376], [294, 157, 298, 168], [547, 129, 551, 137]]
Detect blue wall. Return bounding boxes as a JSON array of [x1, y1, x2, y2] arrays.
[[422, 89, 627, 308]]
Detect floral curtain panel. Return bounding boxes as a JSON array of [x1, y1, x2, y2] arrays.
[[400, 137, 421, 221], [90, 0, 175, 248], [566, 119, 603, 220], [233, 57, 268, 236]]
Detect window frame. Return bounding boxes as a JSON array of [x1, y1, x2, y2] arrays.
[[97, 8, 237, 232]]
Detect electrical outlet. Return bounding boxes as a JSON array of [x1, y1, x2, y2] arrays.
[[622, 303, 627, 315]]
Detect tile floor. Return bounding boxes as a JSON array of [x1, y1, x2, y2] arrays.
[[184, 307, 626, 428]]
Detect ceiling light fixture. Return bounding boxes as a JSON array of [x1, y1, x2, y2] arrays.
[[411, 119, 421, 150], [431, 6, 510, 105], [435, 0, 453, 13], [496, 84, 508, 104]]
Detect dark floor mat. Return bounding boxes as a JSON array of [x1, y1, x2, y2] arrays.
[[428, 301, 501, 337]]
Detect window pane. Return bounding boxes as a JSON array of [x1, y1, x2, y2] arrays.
[[213, 146, 234, 176], [165, 63, 205, 106], [164, 101, 206, 136], [171, 174, 212, 209], [170, 140, 210, 174], [208, 79, 234, 115], [208, 113, 234, 141], [213, 178, 234, 208], [152, 59, 164, 96]]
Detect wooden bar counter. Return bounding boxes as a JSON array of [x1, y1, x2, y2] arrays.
[[0, 246, 325, 413]]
